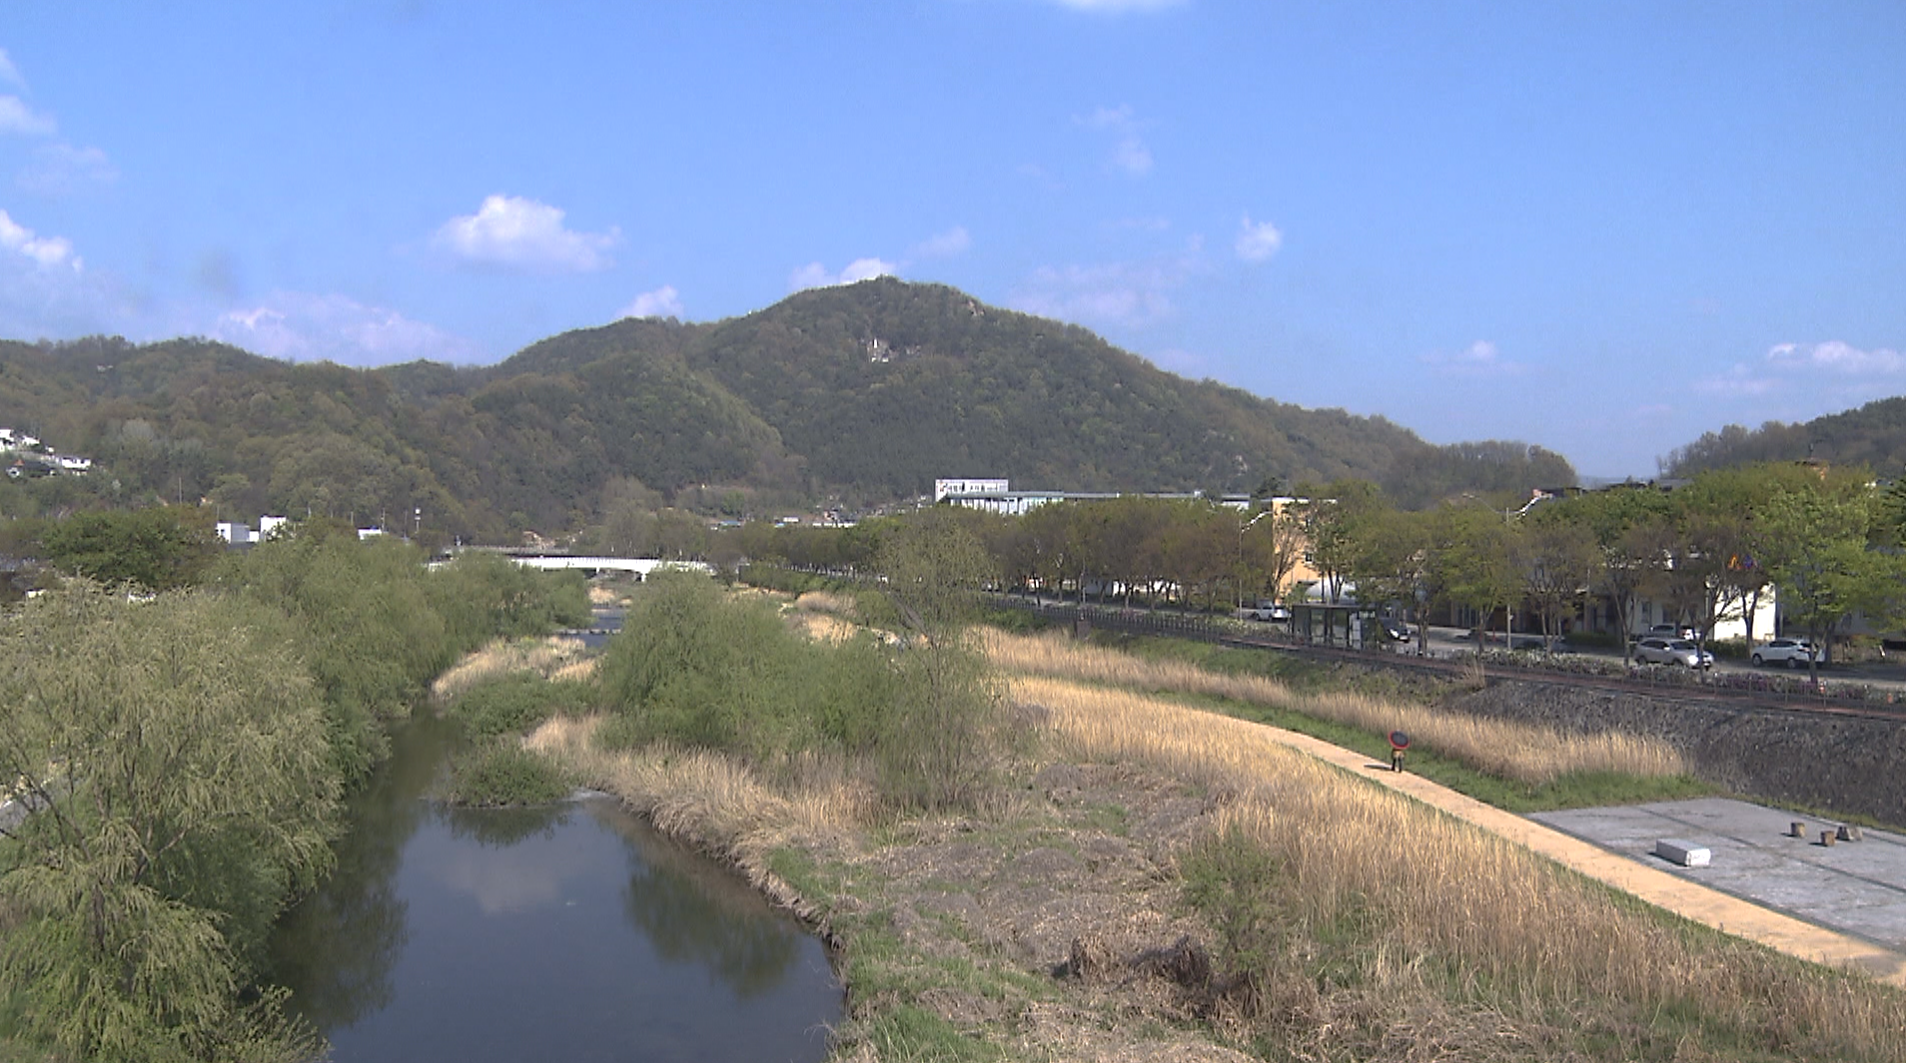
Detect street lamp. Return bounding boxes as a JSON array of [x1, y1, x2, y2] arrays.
[[1236, 508, 1275, 612]]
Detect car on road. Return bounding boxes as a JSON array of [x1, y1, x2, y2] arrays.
[[1635, 637, 1713, 668], [1238, 603, 1291, 622], [1375, 617, 1413, 642], [1637, 623, 1695, 641], [1751, 638, 1819, 668]]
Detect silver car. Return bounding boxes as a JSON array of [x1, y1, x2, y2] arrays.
[[1635, 637, 1713, 668]]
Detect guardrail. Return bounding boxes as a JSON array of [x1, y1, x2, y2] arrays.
[[988, 596, 1906, 722]]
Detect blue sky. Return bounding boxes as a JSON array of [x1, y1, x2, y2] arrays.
[[2, 1, 1902, 480]]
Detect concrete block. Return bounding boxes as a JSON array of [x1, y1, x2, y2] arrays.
[[1655, 838, 1712, 867]]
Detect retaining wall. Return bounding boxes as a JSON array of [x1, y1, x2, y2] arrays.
[[1453, 679, 1906, 829]]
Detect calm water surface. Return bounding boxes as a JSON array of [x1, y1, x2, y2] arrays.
[[269, 715, 840, 1063]]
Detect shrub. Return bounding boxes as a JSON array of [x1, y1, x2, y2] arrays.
[[428, 551, 591, 652], [874, 634, 1005, 813], [443, 738, 571, 806], [446, 673, 593, 739], [597, 572, 831, 761]]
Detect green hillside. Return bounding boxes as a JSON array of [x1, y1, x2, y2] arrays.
[[0, 280, 1576, 542], [1663, 396, 1906, 478]]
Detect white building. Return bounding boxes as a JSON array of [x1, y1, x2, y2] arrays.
[[216, 515, 291, 547]]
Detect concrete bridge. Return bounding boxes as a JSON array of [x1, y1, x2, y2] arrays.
[[506, 555, 715, 579]]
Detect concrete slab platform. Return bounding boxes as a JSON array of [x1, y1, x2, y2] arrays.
[[1532, 798, 1906, 952]]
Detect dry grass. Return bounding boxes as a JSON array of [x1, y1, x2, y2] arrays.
[[792, 589, 858, 617], [587, 583, 629, 606], [525, 715, 867, 920], [985, 629, 1685, 785], [791, 611, 861, 644], [431, 635, 590, 702], [1023, 676, 1906, 1058]]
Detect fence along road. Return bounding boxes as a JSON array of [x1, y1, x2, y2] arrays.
[[990, 596, 1906, 725]]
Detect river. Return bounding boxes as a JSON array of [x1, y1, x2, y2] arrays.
[[267, 711, 841, 1062]]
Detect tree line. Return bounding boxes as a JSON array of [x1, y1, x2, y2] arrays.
[[734, 462, 1906, 675]]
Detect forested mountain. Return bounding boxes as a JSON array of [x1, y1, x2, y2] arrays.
[[1662, 396, 1906, 479], [0, 279, 1575, 542]]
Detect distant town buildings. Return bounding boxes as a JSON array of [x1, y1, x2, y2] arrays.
[[0, 427, 92, 477], [933, 477, 1249, 517]]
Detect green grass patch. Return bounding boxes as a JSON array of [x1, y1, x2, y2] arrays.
[[441, 738, 571, 806], [444, 673, 593, 739], [862, 1004, 1002, 1063]]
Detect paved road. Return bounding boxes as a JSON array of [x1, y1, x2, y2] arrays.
[[1404, 623, 1906, 692]]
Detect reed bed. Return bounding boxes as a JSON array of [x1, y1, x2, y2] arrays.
[[792, 589, 858, 617], [526, 714, 866, 859], [790, 611, 861, 645], [430, 634, 589, 702], [586, 583, 628, 606], [985, 629, 1685, 785], [1023, 676, 1906, 1058]]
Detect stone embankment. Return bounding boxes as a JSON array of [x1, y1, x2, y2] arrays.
[[1453, 679, 1906, 828]]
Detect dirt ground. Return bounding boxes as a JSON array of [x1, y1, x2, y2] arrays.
[[799, 754, 1263, 1062]]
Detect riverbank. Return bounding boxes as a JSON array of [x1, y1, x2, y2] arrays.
[[525, 626, 1906, 1062]]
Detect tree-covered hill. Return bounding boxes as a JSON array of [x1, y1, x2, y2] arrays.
[[0, 280, 1576, 542], [1662, 396, 1906, 479]]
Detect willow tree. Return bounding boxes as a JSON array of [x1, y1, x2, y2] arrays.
[[0, 583, 338, 1061], [874, 511, 1004, 812]]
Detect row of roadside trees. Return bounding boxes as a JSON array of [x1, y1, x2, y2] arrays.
[[734, 462, 1906, 678]]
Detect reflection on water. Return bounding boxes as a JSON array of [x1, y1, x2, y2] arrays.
[[269, 715, 838, 1062], [600, 805, 804, 1000], [268, 714, 459, 1031]]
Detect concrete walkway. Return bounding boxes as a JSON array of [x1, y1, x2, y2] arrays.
[[1254, 725, 1906, 988]]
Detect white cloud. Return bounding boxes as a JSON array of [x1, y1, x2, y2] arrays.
[[0, 215, 128, 339], [1421, 340, 1522, 378], [1047, 0, 1187, 10], [912, 226, 971, 259], [0, 95, 56, 137], [1699, 340, 1906, 398], [0, 49, 22, 88], [619, 285, 684, 320], [1111, 137, 1152, 176], [431, 194, 618, 272], [1766, 340, 1905, 375], [1077, 105, 1153, 177], [1235, 215, 1282, 262], [1694, 364, 1774, 398], [16, 143, 118, 195], [212, 291, 484, 366], [0, 208, 80, 270], [1012, 251, 1199, 328], [789, 257, 897, 291]]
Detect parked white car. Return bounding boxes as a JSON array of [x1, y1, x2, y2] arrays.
[[1635, 637, 1713, 668], [1751, 638, 1818, 668]]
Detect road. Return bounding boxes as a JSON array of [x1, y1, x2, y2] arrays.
[[1393, 623, 1906, 692]]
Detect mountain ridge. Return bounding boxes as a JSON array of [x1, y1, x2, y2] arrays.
[[0, 279, 1577, 541]]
